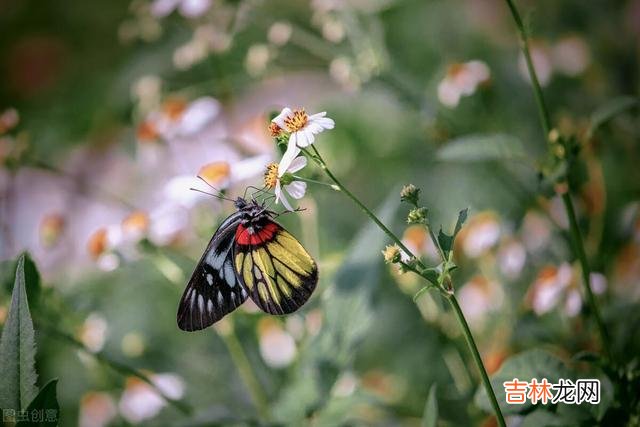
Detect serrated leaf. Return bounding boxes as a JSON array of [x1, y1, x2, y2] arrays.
[[422, 384, 438, 427], [474, 349, 572, 415], [590, 96, 639, 134], [1, 253, 40, 308], [16, 379, 59, 426], [436, 134, 526, 162], [0, 255, 39, 411], [437, 209, 468, 258]]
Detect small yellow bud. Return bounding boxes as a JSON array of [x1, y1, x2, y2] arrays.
[[407, 207, 428, 225], [548, 128, 560, 144]]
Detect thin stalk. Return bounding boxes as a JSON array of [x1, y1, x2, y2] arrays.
[[292, 175, 338, 189], [502, 0, 551, 135], [304, 145, 505, 425], [219, 328, 271, 421], [501, 0, 612, 357], [302, 146, 419, 263], [42, 325, 192, 415], [561, 193, 613, 361], [447, 295, 506, 427]]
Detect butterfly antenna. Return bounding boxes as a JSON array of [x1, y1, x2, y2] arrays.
[[196, 176, 234, 202]]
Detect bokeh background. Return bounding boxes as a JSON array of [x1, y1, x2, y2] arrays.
[[1, 0, 639, 425]]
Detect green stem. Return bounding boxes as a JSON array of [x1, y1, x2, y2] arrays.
[[302, 146, 419, 263], [502, 0, 551, 136], [219, 327, 271, 421], [304, 145, 505, 425], [447, 295, 506, 427], [42, 325, 193, 415], [501, 0, 613, 358], [291, 175, 338, 189], [561, 193, 613, 361]]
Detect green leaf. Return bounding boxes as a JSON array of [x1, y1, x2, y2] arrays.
[[16, 379, 59, 426], [1, 253, 41, 308], [437, 208, 468, 258], [436, 134, 526, 162], [590, 96, 639, 134], [0, 255, 39, 412], [422, 384, 438, 427], [474, 349, 572, 415], [22, 253, 42, 309]]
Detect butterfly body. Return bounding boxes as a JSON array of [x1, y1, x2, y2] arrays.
[[177, 197, 318, 331]]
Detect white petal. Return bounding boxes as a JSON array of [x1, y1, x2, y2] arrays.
[[287, 156, 307, 173], [285, 181, 307, 199], [279, 143, 301, 176], [178, 0, 212, 17], [308, 111, 327, 119], [150, 0, 180, 17], [275, 181, 294, 211], [272, 107, 293, 128], [176, 97, 220, 136], [295, 130, 315, 147]]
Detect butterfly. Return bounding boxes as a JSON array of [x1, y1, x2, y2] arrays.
[[177, 197, 318, 331]]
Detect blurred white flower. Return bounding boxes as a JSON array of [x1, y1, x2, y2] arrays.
[[518, 41, 553, 87], [131, 75, 162, 113], [257, 319, 297, 368], [552, 35, 591, 76], [138, 96, 221, 143], [0, 108, 19, 134], [151, 0, 212, 18], [401, 225, 439, 261], [458, 276, 504, 326], [529, 263, 573, 315], [173, 38, 209, 70], [521, 210, 552, 253], [245, 44, 271, 77], [437, 60, 490, 108], [79, 392, 117, 427], [497, 239, 526, 279], [78, 313, 109, 353], [268, 21, 292, 46], [333, 372, 358, 397], [322, 18, 345, 43], [459, 211, 501, 258], [264, 156, 307, 211], [119, 373, 185, 423], [122, 332, 146, 357], [329, 56, 359, 91]]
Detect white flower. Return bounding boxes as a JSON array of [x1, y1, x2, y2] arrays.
[[264, 156, 308, 211], [119, 373, 185, 423], [150, 0, 212, 18], [437, 60, 490, 108], [257, 319, 297, 368], [271, 107, 334, 164], [79, 392, 117, 427]]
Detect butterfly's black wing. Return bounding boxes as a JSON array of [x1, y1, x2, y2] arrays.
[[177, 212, 250, 331]]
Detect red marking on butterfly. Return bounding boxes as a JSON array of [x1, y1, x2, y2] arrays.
[[235, 222, 279, 245]]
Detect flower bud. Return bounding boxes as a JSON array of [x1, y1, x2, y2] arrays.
[[407, 207, 428, 225], [400, 184, 420, 205], [382, 244, 402, 264]]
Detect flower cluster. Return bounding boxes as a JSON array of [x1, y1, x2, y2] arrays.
[[264, 107, 335, 210]]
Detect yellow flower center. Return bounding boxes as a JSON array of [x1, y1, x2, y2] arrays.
[[264, 163, 279, 189], [283, 109, 308, 132]]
